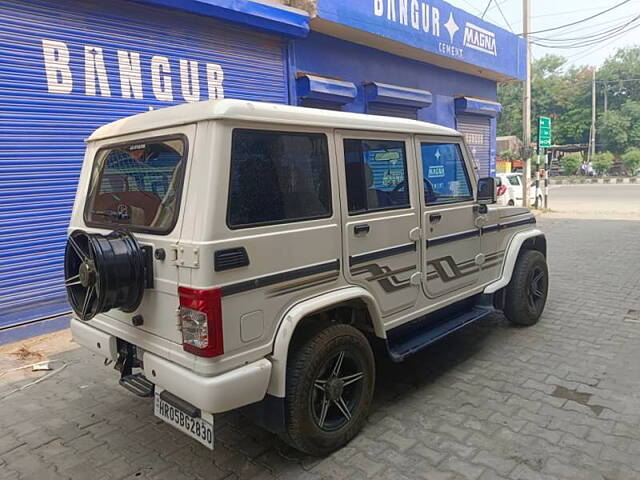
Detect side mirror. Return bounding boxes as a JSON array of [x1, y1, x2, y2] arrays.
[[477, 177, 497, 205]]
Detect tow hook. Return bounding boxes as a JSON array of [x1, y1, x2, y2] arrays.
[[114, 340, 139, 378]]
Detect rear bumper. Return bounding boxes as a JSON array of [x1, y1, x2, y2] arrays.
[[70, 318, 272, 414]]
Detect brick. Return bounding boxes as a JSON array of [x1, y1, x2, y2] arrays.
[[472, 450, 517, 476], [349, 453, 385, 478]]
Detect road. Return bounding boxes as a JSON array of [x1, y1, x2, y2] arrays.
[[547, 183, 640, 220], [1, 185, 640, 480]]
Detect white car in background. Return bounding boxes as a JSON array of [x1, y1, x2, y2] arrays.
[[496, 173, 542, 208]]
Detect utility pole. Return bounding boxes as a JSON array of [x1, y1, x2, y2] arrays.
[[590, 67, 597, 160], [522, 0, 532, 208]]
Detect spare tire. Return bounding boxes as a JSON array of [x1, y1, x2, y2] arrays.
[[64, 230, 146, 321]]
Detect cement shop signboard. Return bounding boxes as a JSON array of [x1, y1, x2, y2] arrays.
[[315, 0, 527, 81]]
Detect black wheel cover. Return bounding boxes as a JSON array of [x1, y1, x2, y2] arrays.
[[64, 230, 146, 321]]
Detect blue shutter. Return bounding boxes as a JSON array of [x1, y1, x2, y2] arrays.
[[0, 0, 288, 328]]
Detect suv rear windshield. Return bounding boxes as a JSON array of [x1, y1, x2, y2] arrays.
[[84, 137, 186, 234]]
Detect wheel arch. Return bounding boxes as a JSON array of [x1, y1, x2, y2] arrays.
[[266, 286, 384, 398], [484, 228, 546, 295]]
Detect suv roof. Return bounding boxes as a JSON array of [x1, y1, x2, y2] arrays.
[[88, 99, 463, 142]]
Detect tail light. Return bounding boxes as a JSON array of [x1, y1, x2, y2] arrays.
[[178, 287, 223, 357], [497, 185, 507, 197]]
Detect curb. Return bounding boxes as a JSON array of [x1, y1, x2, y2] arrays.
[[550, 177, 638, 185], [0, 315, 70, 346]]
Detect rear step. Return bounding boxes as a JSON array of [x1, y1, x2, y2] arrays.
[[387, 306, 494, 362], [119, 373, 155, 397]]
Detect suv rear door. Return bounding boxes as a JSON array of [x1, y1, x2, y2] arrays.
[[80, 125, 197, 345], [415, 136, 482, 300], [336, 131, 421, 318]]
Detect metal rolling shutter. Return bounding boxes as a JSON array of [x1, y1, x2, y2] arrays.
[[457, 115, 491, 177], [0, 0, 288, 328], [367, 104, 418, 120]]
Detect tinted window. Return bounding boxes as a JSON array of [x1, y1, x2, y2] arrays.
[[421, 143, 473, 205], [343, 139, 409, 214], [228, 130, 331, 228], [507, 175, 521, 186], [85, 138, 186, 233]]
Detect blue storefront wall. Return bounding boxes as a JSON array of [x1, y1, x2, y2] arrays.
[[0, 0, 296, 329], [293, 32, 500, 175]]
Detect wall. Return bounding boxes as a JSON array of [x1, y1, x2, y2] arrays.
[[293, 32, 497, 129]]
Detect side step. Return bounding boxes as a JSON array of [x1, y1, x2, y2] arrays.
[[387, 305, 494, 362], [119, 373, 155, 397]]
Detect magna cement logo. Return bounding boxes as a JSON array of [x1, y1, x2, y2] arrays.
[[463, 22, 497, 56]]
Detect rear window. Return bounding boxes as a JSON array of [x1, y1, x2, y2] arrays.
[[227, 129, 332, 229], [84, 137, 186, 234]]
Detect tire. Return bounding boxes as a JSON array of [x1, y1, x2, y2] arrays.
[[283, 323, 375, 456], [504, 250, 548, 326]]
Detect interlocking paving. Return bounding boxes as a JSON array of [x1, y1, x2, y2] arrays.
[[2, 214, 640, 479]]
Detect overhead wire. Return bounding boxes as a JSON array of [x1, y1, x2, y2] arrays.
[[533, 16, 640, 49], [521, 0, 633, 35]]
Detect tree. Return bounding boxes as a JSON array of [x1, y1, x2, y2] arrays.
[[598, 47, 640, 110], [497, 46, 640, 149], [562, 153, 581, 175], [600, 111, 630, 155], [622, 149, 640, 175], [591, 152, 614, 175], [600, 101, 640, 154]]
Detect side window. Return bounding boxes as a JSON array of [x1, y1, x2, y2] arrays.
[[227, 129, 332, 228], [343, 139, 410, 214], [420, 143, 473, 205], [507, 175, 521, 186]]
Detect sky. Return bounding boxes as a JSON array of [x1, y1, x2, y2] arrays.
[[446, 0, 640, 67]]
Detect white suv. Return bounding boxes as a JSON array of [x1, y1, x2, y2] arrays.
[[66, 99, 548, 455]]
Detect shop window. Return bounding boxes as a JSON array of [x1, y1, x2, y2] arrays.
[[343, 139, 410, 214], [227, 130, 332, 228], [420, 143, 473, 205]]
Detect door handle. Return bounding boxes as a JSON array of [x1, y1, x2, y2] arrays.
[[429, 213, 442, 224], [354, 224, 370, 235]]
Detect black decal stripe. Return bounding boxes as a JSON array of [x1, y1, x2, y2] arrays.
[[427, 229, 480, 247], [482, 216, 536, 233], [267, 273, 339, 298], [221, 260, 340, 297], [349, 243, 416, 267]]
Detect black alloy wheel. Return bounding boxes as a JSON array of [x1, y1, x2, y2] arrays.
[[64, 230, 147, 321], [504, 249, 549, 326], [311, 350, 365, 432], [284, 323, 375, 456]]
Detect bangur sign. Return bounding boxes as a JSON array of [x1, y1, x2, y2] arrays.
[[316, 0, 527, 80]]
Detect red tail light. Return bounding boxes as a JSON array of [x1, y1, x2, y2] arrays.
[[497, 185, 507, 197], [178, 287, 224, 357]]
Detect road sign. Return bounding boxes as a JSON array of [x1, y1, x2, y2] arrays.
[[538, 116, 552, 148]]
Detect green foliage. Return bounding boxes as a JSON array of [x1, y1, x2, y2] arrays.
[[498, 47, 640, 151], [598, 47, 640, 110], [591, 152, 614, 175], [600, 101, 640, 154], [600, 111, 631, 155], [561, 153, 582, 175], [500, 149, 522, 161], [622, 149, 640, 175]]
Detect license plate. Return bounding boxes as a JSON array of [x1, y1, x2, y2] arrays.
[[154, 394, 213, 449]]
